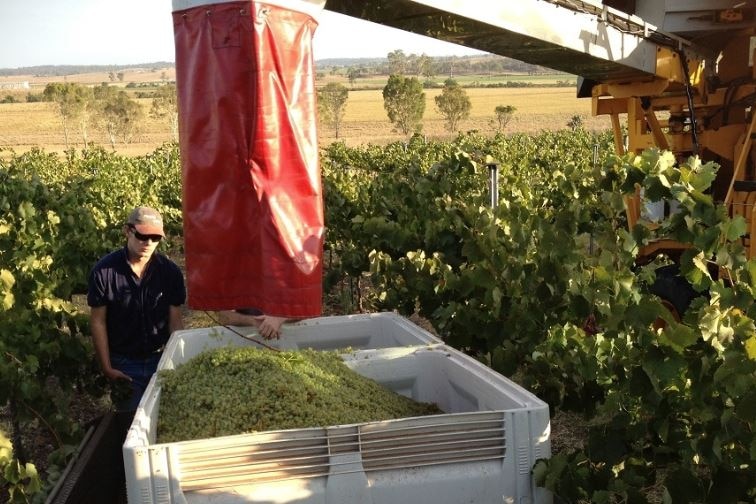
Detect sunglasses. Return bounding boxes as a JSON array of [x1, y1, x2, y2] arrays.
[[128, 225, 162, 243]]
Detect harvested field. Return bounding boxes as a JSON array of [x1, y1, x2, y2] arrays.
[[0, 83, 610, 158]]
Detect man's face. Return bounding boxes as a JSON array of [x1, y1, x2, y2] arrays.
[[125, 225, 162, 261]]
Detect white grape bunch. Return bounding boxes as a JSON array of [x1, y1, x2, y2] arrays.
[[157, 347, 441, 443]]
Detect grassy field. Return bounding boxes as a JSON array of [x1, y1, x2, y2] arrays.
[[324, 72, 576, 89], [0, 71, 610, 157], [332, 86, 608, 144], [0, 66, 175, 87]]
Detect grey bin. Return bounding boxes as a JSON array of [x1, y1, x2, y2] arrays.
[[123, 313, 552, 504], [157, 312, 443, 369]]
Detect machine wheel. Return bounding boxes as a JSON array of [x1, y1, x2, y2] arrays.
[[649, 264, 699, 322]]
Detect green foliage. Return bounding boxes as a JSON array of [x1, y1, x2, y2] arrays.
[[93, 84, 144, 148], [382, 74, 425, 135], [42, 82, 93, 148], [317, 83, 349, 139], [386, 49, 408, 75], [149, 84, 179, 141], [1, 431, 42, 503], [417, 54, 435, 79], [8, 133, 756, 501], [0, 144, 183, 496], [0, 164, 98, 498], [346, 67, 361, 86], [320, 134, 755, 501], [434, 79, 472, 132], [567, 114, 584, 130], [25, 93, 45, 103], [492, 104, 516, 131]]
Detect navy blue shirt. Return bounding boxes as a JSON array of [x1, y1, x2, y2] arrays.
[[87, 248, 186, 358]]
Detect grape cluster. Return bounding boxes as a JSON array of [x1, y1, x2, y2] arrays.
[[156, 347, 441, 443]]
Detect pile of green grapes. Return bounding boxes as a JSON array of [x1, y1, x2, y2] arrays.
[[156, 347, 441, 443]]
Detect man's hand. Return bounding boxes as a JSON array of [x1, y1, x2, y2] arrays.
[[253, 315, 288, 340], [103, 367, 132, 382]]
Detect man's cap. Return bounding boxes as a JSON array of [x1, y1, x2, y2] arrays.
[[127, 206, 165, 237]]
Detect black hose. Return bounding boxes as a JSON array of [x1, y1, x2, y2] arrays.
[[677, 49, 700, 156]]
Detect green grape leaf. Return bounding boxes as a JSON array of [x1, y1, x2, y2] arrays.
[[744, 335, 756, 360], [2, 292, 13, 310], [723, 216, 747, 241], [531, 459, 550, 487], [657, 324, 698, 353], [746, 260, 756, 290], [664, 467, 705, 503], [591, 490, 612, 504], [0, 269, 14, 288], [734, 389, 756, 422], [708, 469, 749, 504], [0, 431, 13, 462], [690, 160, 718, 192]]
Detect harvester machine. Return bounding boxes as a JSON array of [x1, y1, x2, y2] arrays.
[[325, 0, 756, 262]]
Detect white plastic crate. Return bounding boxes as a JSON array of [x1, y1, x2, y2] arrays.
[[157, 312, 443, 370], [123, 317, 551, 504]]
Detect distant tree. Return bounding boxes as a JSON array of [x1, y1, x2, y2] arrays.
[[445, 56, 456, 78], [417, 54, 435, 79], [346, 67, 360, 87], [117, 72, 125, 82], [434, 78, 471, 132], [160, 71, 168, 82], [491, 104, 516, 132], [486, 59, 504, 74], [149, 84, 179, 141], [93, 84, 117, 145], [317, 83, 349, 139], [387, 49, 408, 75], [405, 53, 419, 75], [382, 74, 425, 135], [43, 82, 93, 148], [94, 84, 144, 147], [567, 114, 584, 130], [1, 95, 17, 104]]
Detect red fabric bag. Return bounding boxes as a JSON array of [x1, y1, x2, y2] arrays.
[[173, 0, 323, 317]]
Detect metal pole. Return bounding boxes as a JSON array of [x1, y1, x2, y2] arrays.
[[487, 163, 499, 208], [593, 144, 599, 169]]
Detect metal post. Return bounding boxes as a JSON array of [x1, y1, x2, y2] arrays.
[[593, 144, 599, 169], [487, 163, 499, 208]]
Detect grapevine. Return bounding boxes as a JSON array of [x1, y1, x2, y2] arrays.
[[2, 133, 754, 501]]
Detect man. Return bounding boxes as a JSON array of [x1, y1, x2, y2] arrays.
[[88, 206, 186, 410]]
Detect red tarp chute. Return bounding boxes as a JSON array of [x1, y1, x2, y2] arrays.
[[173, 0, 324, 317]]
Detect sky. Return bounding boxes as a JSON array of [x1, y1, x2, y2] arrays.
[[0, 0, 484, 69]]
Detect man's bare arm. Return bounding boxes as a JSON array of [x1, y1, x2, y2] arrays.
[[217, 310, 262, 327], [90, 306, 130, 381], [216, 310, 295, 340], [169, 305, 184, 333]]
